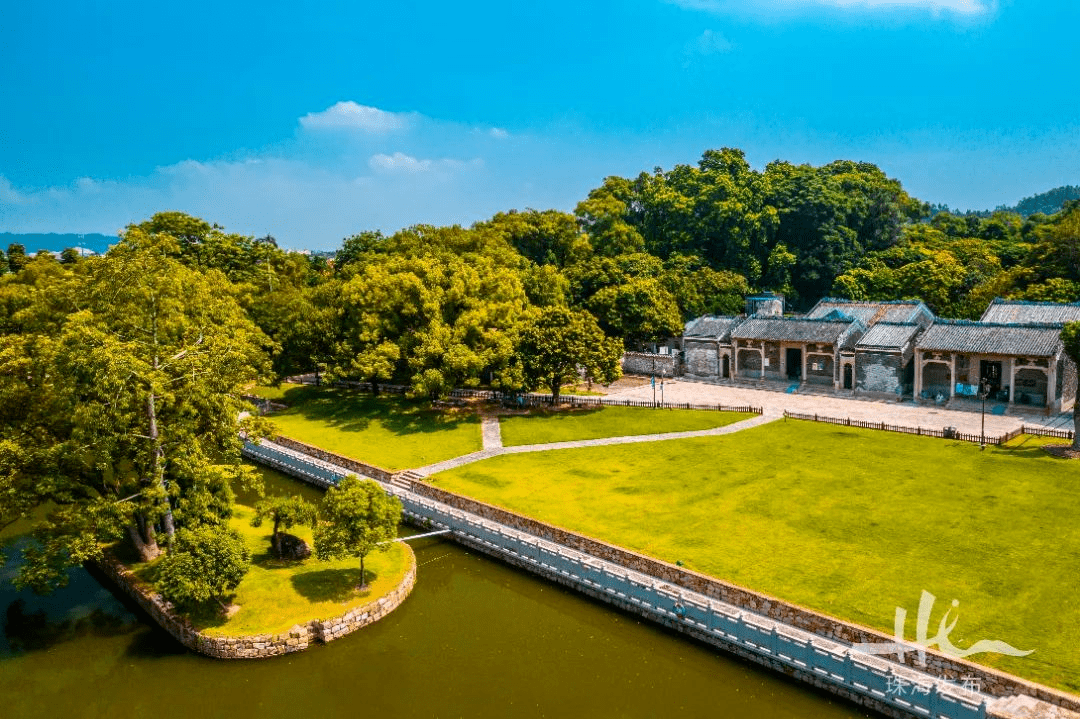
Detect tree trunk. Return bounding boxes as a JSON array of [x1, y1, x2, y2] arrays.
[[127, 521, 160, 562], [358, 554, 367, 590], [147, 389, 176, 545], [550, 376, 561, 405], [272, 518, 282, 557], [370, 379, 379, 396]]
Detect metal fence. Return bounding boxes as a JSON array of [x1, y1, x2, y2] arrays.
[[282, 375, 762, 415], [782, 411, 1074, 446]]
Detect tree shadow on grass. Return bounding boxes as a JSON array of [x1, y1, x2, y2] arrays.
[[278, 385, 480, 437], [290, 568, 371, 603]]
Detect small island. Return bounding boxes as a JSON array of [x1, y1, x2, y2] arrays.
[[99, 475, 414, 659]]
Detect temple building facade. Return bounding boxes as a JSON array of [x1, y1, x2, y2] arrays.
[[679, 296, 1079, 412]]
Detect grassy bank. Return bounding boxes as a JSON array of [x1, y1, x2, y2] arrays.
[[499, 406, 756, 446], [249, 384, 482, 470], [431, 420, 1080, 692]]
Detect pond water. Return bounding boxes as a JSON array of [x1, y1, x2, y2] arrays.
[[0, 466, 871, 718]]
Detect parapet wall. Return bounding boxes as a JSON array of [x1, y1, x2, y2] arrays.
[[272, 435, 395, 483], [94, 545, 415, 659]]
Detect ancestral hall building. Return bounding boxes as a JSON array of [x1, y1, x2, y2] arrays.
[[680, 295, 1079, 413]]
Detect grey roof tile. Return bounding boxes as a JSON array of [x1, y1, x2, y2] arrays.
[[855, 322, 923, 351], [979, 299, 1080, 325], [916, 320, 1064, 357], [683, 315, 740, 341], [731, 317, 855, 344]]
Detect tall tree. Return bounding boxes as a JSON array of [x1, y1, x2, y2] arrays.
[[313, 476, 402, 589], [516, 306, 623, 403], [0, 226, 272, 592], [155, 526, 251, 607], [6, 243, 27, 273]]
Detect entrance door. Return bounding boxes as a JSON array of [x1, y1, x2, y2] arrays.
[[786, 348, 802, 379], [979, 360, 1002, 396], [722, 355, 729, 379], [843, 364, 853, 390]]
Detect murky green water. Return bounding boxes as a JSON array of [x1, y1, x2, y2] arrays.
[[0, 467, 871, 718]]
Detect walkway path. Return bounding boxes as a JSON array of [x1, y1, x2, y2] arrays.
[[480, 415, 503, 450], [413, 412, 780, 476]]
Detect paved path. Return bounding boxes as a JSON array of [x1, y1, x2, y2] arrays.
[[605, 378, 1074, 437], [480, 415, 503, 450], [413, 412, 779, 476]]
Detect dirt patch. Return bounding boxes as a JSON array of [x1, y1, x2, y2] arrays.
[[1042, 444, 1080, 459]]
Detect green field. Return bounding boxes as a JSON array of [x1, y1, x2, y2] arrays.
[[431, 420, 1080, 691], [133, 502, 411, 637], [251, 384, 482, 470], [499, 406, 757, 446]]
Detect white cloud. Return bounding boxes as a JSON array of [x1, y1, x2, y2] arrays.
[[693, 29, 734, 55], [299, 101, 413, 133], [668, 0, 993, 15], [489, 127, 509, 139], [368, 152, 483, 175]]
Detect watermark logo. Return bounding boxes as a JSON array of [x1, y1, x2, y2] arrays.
[[853, 590, 1033, 667]]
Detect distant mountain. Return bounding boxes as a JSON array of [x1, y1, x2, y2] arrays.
[[1011, 185, 1080, 217], [931, 185, 1080, 219], [1, 232, 116, 255]]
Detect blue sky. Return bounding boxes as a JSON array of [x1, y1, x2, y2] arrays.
[[2, 0, 1077, 250]]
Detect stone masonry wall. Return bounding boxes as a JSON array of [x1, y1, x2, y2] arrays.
[[402, 479, 1080, 714], [94, 546, 415, 659], [622, 352, 677, 377], [683, 341, 719, 377], [272, 435, 395, 483], [856, 350, 904, 395]]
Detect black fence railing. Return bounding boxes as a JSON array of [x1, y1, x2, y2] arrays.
[[782, 410, 1073, 445]]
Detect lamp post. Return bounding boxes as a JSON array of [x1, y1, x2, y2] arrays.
[[979, 379, 989, 450]]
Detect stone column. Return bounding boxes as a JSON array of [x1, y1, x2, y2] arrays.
[[949, 353, 957, 398], [914, 350, 923, 399], [1048, 356, 1058, 411], [1007, 357, 1015, 404]]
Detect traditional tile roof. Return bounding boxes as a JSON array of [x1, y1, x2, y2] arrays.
[[684, 315, 740, 341], [731, 317, 858, 344], [916, 320, 1064, 358], [979, 298, 1080, 325], [806, 298, 929, 326], [855, 322, 924, 352]]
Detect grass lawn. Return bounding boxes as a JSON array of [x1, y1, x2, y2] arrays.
[[251, 384, 482, 470], [431, 421, 1080, 692], [133, 503, 411, 637], [499, 406, 757, 446]]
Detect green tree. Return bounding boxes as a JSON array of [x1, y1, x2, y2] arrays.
[[251, 495, 318, 558], [1062, 322, 1080, 451], [516, 306, 623, 403], [587, 277, 683, 349], [479, 209, 589, 268], [0, 246, 7, 276], [59, 247, 82, 265], [313, 476, 402, 589], [155, 526, 251, 607], [0, 226, 271, 592], [335, 231, 385, 272], [7, 243, 27, 273]]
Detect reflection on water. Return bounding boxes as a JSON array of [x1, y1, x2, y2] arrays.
[[0, 466, 872, 719]]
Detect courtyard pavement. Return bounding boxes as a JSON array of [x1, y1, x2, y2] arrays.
[[604, 377, 1074, 436]]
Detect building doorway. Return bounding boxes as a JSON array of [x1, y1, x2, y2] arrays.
[[843, 364, 853, 390], [722, 355, 729, 379], [979, 360, 1003, 396], [786, 348, 802, 380]]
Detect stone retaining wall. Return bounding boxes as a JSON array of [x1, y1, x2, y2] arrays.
[[403, 479, 1080, 714], [272, 435, 395, 483], [94, 545, 415, 659]]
